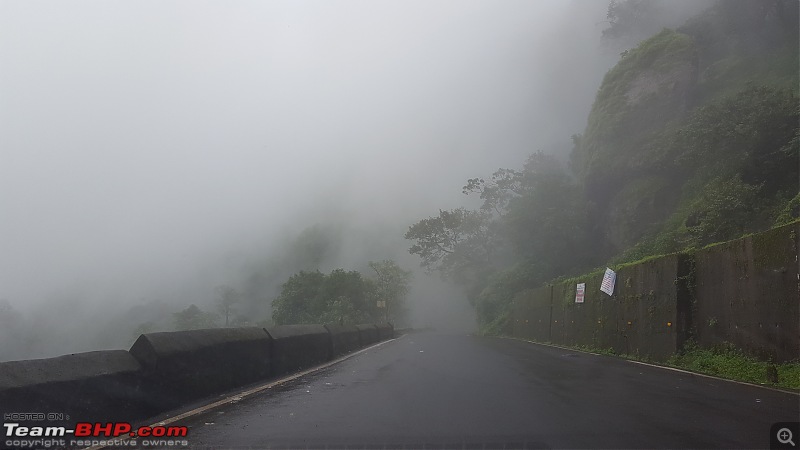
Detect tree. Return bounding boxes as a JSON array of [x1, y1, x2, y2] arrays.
[[271, 269, 373, 325], [405, 208, 495, 280], [271, 271, 325, 325], [320, 269, 367, 310], [462, 168, 522, 216], [368, 260, 412, 323], [317, 295, 368, 326], [474, 261, 547, 330], [502, 153, 593, 277], [318, 269, 370, 324], [665, 85, 798, 196], [173, 304, 219, 331], [214, 285, 240, 327]]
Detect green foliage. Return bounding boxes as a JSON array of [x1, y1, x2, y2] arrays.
[[573, 28, 696, 189], [320, 269, 368, 314], [658, 85, 799, 184], [668, 341, 800, 390], [463, 168, 522, 216], [406, 152, 599, 328], [316, 295, 369, 326], [173, 304, 219, 331], [519, 338, 799, 390], [573, 344, 617, 356], [405, 208, 496, 284], [678, 0, 799, 103], [616, 84, 798, 258], [271, 267, 393, 326], [503, 153, 594, 276], [603, 176, 678, 252], [775, 193, 800, 225], [404, 3, 798, 338], [271, 270, 326, 325], [474, 261, 547, 330], [616, 230, 683, 264], [683, 176, 763, 246], [368, 260, 412, 323], [478, 308, 510, 337]]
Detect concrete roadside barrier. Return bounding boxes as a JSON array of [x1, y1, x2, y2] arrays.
[[0, 321, 404, 428], [375, 322, 394, 341], [324, 324, 361, 357], [129, 327, 272, 407], [355, 324, 379, 346], [0, 350, 151, 423], [266, 325, 331, 376]]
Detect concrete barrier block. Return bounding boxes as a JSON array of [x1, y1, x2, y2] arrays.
[[375, 322, 394, 341], [0, 350, 152, 423], [355, 324, 379, 346], [129, 327, 272, 405], [265, 325, 331, 376], [324, 324, 361, 356]]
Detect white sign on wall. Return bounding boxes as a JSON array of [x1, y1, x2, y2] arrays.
[[575, 283, 585, 303], [600, 268, 616, 297]]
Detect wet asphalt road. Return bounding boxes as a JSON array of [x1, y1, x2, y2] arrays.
[[166, 332, 799, 449]]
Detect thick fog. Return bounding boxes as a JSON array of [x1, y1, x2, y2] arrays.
[[0, 1, 705, 360]]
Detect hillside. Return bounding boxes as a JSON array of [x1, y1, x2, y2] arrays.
[[403, 0, 800, 332], [572, 0, 799, 260]]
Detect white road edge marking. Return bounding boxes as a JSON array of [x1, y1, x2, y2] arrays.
[[501, 335, 799, 396], [84, 335, 404, 450]]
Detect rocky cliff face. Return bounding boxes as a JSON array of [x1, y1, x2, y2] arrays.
[[568, 29, 698, 254], [572, 30, 697, 193], [625, 62, 695, 108], [570, 2, 798, 257]]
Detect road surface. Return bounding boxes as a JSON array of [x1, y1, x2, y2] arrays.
[[158, 332, 799, 449]]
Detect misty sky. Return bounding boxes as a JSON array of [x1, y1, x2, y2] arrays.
[[1, 1, 622, 317]]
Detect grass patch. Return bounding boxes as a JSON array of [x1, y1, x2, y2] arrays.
[[479, 308, 511, 337], [667, 342, 800, 390], [572, 344, 616, 357], [515, 337, 800, 391]]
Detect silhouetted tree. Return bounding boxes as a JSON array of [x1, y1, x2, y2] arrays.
[[173, 304, 218, 330], [214, 284, 240, 327]]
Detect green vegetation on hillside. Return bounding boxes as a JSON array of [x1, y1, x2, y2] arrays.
[[271, 260, 412, 325], [404, 0, 799, 333]]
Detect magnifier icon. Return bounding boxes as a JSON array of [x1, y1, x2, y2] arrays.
[[778, 428, 796, 446]]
